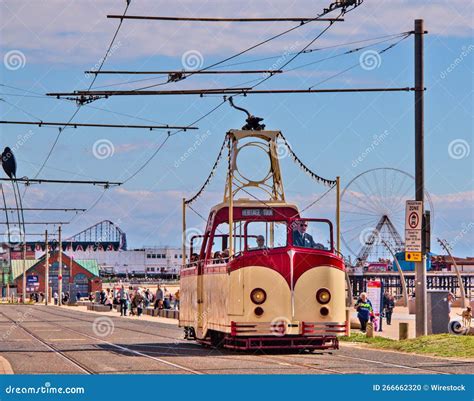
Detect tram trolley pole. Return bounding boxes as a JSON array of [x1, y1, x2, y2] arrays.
[[414, 19, 428, 337]]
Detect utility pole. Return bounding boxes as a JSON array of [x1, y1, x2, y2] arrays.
[[22, 240, 26, 304], [58, 225, 62, 306], [45, 229, 49, 305], [414, 19, 427, 337]]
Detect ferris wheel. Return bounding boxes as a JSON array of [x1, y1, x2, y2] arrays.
[[340, 168, 434, 264]]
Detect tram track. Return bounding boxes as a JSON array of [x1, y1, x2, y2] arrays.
[[1, 305, 463, 375], [34, 306, 187, 344], [10, 306, 344, 374], [0, 311, 95, 374], [332, 353, 453, 375], [1, 306, 203, 375], [31, 307, 459, 374]]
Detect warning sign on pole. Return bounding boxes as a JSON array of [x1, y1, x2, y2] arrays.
[[405, 200, 423, 260]]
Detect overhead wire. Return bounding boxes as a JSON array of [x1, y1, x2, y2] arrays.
[[0, 98, 43, 122], [248, 10, 344, 91], [120, 97, 228, 185], [0, 84, 168, 125], [308, 32, 411, 89], [131, 4, 359, 92], [87, 31, 408, 91], [32, 0, 132, 180]]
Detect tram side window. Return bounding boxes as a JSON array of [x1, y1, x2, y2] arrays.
[[209, 223, 229, 263], [246, 221, 287, 250], [291, 219, 332, 250], [189, 235, 204, 265]]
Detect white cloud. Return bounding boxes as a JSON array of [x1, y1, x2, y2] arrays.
[[1, 0, 471, 65]]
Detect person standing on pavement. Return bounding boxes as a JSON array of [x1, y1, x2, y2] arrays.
[[354, 292, 373, 333], [174, 289, 180, 310], [119, 285, 129, 316], [384, 293, 395, 325], [154, 285, 164, 309]]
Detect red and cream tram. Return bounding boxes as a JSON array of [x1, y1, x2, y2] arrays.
[[179, 128, 348, 350]]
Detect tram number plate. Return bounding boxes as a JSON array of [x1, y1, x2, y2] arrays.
[[242, 208, 274, 217]]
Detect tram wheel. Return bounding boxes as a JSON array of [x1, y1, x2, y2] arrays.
[[209, 330, 225, 348]]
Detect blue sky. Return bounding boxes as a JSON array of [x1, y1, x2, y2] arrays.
[[0, 0, 472, 258]]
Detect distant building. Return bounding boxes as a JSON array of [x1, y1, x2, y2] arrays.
[[13, 251, 101, 296], [15, 245, 182, 277]]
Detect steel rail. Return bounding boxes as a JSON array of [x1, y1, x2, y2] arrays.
[[0, 310, 94, 374]]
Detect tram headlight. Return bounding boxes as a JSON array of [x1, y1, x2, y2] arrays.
[[250, 288, 267, 305], [316, 288, 331, 304]]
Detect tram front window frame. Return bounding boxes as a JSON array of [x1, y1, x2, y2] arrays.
[[244, 220, 289, 251], [289, 218, 334, 252]]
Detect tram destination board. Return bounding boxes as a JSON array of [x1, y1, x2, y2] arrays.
[[242, 208, 274, 217], [405, 200, 423, 261]]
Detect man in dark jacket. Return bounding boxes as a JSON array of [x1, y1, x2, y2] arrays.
[[383, 292, 395, 325], [292, 221, 326, 249], [354, 292, 373, 332]]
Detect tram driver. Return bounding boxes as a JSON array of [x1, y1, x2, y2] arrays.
[[292, 220, 326, 250]]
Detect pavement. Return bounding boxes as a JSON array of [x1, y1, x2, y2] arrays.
[[64, 303, 179, 325], [350, 306, 467, 340], [0, 304, 472, 375], [0, 356, 13, 374]]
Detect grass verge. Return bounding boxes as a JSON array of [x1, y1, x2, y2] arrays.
[[340, 333, 474, 358]]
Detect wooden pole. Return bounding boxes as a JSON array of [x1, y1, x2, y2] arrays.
[[45, 229, 49, 305], [336, 176, 340, 253], [58, 225, 62, 306], [182, 198, 187, 263], [22, 242, 26, 303], [414, 18, 427, 337]]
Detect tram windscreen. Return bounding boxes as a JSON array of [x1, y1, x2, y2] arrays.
[[246, 221, 287, 250], [291, 219, 332, 251]]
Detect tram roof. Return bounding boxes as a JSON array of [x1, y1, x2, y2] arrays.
[[227, 129, 281, 140]]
